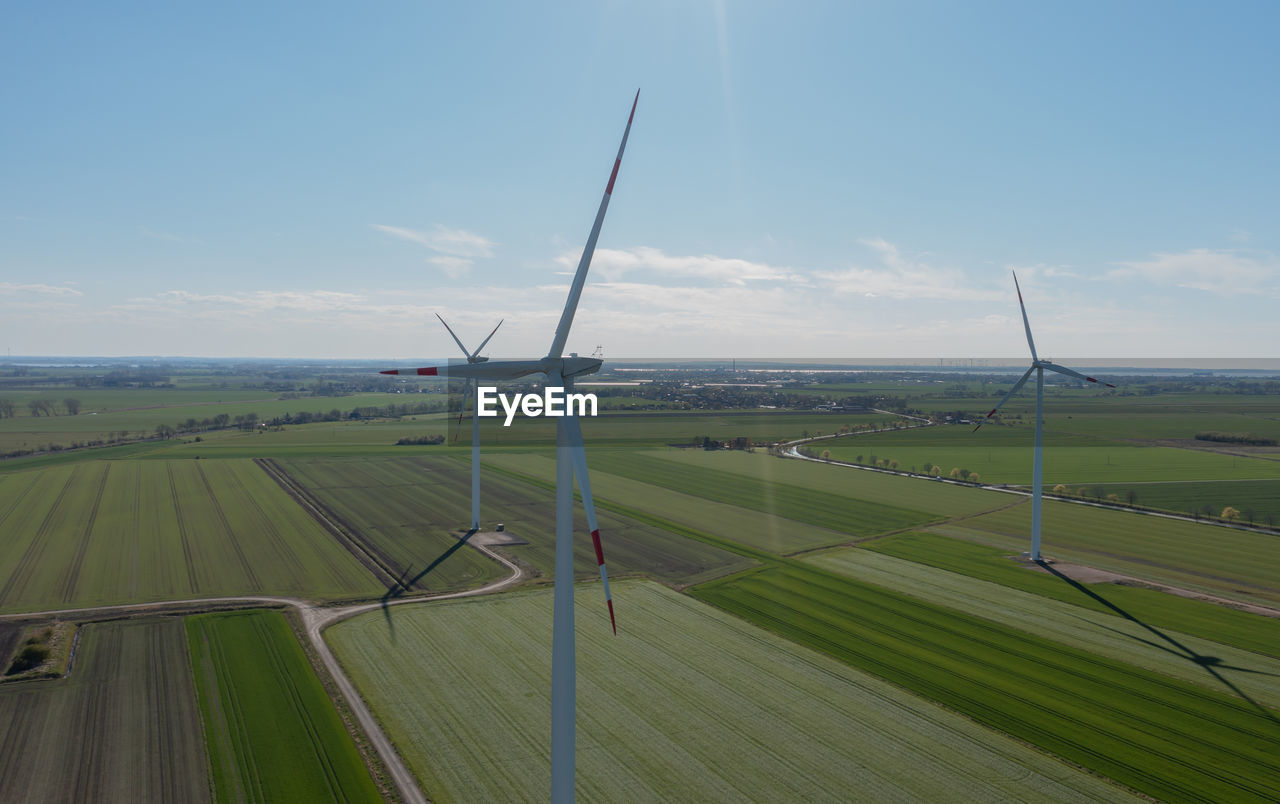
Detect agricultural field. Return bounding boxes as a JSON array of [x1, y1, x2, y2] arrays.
[[820, 434, 1280, 486], [692, 562, 1280, 803], [486, 452, 855, 554], [585, 451, 940, 542], [858, 532, 1280, 658], [277, 455, 752, 588], [1103, 478, 1280, 525], [634, 448, 1010, 517], [329, 581, 1131, 803], [186, 610, 381, 803], [927, 500, 1280, 607], [805, 540, 1280, 709], [0, 618, 209, 802], [0, 459, 384, 613]]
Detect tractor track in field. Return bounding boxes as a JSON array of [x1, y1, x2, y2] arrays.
[[0, 535, 525, 804]]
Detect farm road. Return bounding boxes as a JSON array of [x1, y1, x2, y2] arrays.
[[0, 536, 525, 804]]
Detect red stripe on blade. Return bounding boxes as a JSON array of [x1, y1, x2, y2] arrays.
[[416, 367, 438, 376], [605, 158, 621, 195], [379, 370, 397, 375], [607, 599, 616, 635], [591, 529, 604, 565]]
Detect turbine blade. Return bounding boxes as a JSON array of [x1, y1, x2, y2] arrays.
[[1044, 363, 1117, 388], [974, 366, 1035, 431], [380, 366, 439, 376], [547, 89, 639, 360], [435, 313, 472, 358], [1012, 271, 1038, 362], [564, 408, 615, 635], [452, 379, 471, 445], [472, 319, 504, 360]]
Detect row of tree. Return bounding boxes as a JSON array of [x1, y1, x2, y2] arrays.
[[0, 398, 82, 418]]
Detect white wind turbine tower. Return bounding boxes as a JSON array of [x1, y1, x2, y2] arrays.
[[974, 271, 1116, 562], [381, 89, 637, 802], [435, 313, 503, 531]]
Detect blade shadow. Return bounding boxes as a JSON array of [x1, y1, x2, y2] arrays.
[[379, 528, 479, 643], [1042, 563, 1280, 724]]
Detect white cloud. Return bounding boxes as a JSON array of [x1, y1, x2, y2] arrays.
[[0, 282, 83, 296], [1109, 248, 1280, 295], [813, 237, 1003, 301], [371, 224, 495, 258], [558, 246, 801, 285]]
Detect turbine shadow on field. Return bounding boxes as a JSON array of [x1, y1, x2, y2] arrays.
[[379, 529, 479, 644], [1044, 563, 1280, 724]]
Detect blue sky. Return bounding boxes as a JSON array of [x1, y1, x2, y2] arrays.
[[3, 1, 1277, 359]]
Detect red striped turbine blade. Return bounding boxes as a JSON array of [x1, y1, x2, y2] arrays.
[[591, 528, 616, 635], [379, 367, 439, 376]]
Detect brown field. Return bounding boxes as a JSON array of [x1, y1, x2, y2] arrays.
[[0, 617, 210, 801]]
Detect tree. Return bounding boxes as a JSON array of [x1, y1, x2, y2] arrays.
[[949, 467, 961, 479], [888, 460, 899, 470], [155, 424, 176, 440], [969, 472, 980, 483], [0, 399, 13, 418], [63, 398, 81, 415], [821, 450, 831, 460], [1221, 506, 1240, 522], [1052, 484, 1069, 495], [1127, 489, 1138, 506], [958, 468, 971, 481], [855, 454, 864, 464]]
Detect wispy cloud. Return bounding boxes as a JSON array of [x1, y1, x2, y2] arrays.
[[558, 246, 801, 285], [426, 256, 473, 279], [371, 224, 495, 258], [1109, 248, 1280, 295], [0, 282, 83, 296], [814, 237, 1003, 301]]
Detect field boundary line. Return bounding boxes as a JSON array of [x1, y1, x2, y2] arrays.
[[254, 458, 402, 589]]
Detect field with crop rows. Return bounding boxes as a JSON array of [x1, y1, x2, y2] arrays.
[[0, 460, 383, 613], [928, 500, 1280, 607], [330, 581, 1131, 802], [486, 452, 854, 554], [186, 610, 380, 803], [585, 451, 940, 542], [859, 532, 1280, 658], [277, 455, 752, 587], [820, 441, 1280, 485], [659, 448, 1011, 516], [0, 618, 209, 801], [1103, 478, 1280, 524], [692, 563, 1280, 803], [805, 542, 1280, 709]]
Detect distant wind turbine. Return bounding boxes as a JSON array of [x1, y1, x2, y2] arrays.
[[380, 89, 638, 802], [974, 271, 1116, 562], [436, 313, 503, 531]]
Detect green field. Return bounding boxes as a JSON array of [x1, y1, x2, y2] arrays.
[[329, 581, 1132, 802], [857, 532, 1280, 658], [806, 542, 1280, 709], [821, 441, 1280, 485], [278, 455, 752, 587], [692, 563, 1280, 803], [0, 618, 209, 801], [586, 450, 940, 544], [186, 610, 381, 803], [487, 451, 855, 554], [928, 499, 1280, 607], [1104, 478, 1280, 523], [653, 448, 1011, 517], [0, 460, 383, 613]]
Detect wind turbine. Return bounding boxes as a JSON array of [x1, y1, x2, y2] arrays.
[[380, 89, 636, 802], [436, 313, 503, 531], [974, 271, 1115, 562]]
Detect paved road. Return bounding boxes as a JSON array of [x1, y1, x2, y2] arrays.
[[0, 538, 525, 804]]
